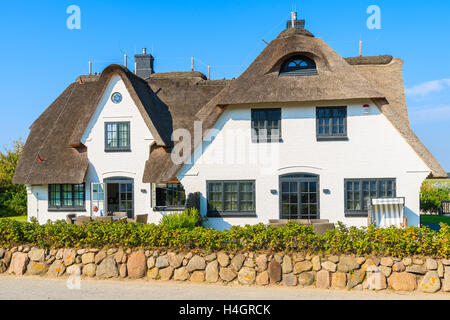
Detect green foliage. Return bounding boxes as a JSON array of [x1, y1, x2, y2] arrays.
[[0, 219, 449, 258], [420, 181, 450, 213], [0, 140, 27, 217], [160, 208, 203, 230]]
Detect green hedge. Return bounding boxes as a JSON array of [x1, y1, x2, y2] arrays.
[[0, 219, 449, 258]]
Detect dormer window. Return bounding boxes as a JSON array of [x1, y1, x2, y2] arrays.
[[280, 55, 318, 76]]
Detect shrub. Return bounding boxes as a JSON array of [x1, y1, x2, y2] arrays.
[[0, 219, 449, 258], [0, 140, 27, 217], [159, 208, 203, 230], [420, 182, 450, 213]]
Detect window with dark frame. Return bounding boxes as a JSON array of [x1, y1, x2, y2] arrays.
[[316, 107, 347, 140], [105, 122, 130, 151], [280, 55, 318, 76], [345, 179, 396, 216], [207, 181, 255, 217], [48, 184, 85, 211], [154, 183, 186, 210], [251, 109, 281, 143]]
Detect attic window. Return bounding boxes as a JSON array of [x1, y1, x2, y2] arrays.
[[280, 55, 318, 76]]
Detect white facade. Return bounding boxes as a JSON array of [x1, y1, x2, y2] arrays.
[[26, 77, 431, 228], [27, 76, 161, 224], [178, 101, 430, 230]]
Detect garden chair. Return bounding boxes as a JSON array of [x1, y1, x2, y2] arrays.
[[127, 214, 148, 224], [94, 216, 113, 222], [74, 216, 92, 225], [113, 212, 127, 218], [66, 214, 76, 225], [440, 201, 450, 216]]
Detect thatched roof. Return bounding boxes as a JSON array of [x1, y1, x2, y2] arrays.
[[372, 98, 447, 178], [345, 55, 393, 65], [217, 32, 384, 106], [143, 30, 446, 181], [347, 57, 409, 123], [346, 57, 446, 177], [13, 65, 174, 185], [149, 71, 207, 80], [14, 25, 447, 186], [143, 85, 231, 183], [142, 74, 230, 182]]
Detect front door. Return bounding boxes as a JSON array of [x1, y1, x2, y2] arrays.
[[105, 178, 134, 218], [280, 174, 320, 220]]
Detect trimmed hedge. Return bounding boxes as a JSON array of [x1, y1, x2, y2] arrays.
[[0, 219, 449, 258]]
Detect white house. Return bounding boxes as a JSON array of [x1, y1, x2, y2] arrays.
[[13, 14, 447, 228]]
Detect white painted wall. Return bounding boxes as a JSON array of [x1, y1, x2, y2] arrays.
[[26, 85, 431, 229], [178, 101, 430, 230], [28, 75, 165, 224]]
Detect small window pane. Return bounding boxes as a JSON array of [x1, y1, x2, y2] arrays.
[[155, 183, 186, 208], [280, 55, 317, 75], [208, 181, 255, 215], [346, 179, 396, 214], [317, 107, 347, 138], [106, 122, 130, 151], [49, 184, 84, 209], [252, 109, 281, 143]]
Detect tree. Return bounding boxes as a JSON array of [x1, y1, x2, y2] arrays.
[[0, 140, 27, 217]]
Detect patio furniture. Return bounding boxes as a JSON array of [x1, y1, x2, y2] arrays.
[[113, 212, 127, 218], [94, 216, 113, 222], [440, 201, 450, 217], [111, 215, 127, 222], [66, 214, 76, 225], [127, 214, 148, 224], [368, 198, 407, 228], [74, 216, 92, 225], [268, 219, 335, 235]]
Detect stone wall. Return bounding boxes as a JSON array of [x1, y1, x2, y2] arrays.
[[1, 246, 449, 294]]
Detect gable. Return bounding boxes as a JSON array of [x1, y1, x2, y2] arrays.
[[81, 75, 153, 144], [13, 65, 173, 185], [69, 65, 173, 148]]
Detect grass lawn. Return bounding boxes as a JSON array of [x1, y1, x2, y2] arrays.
[[421, 215, 450, 226], [0, 215, 27, 221]]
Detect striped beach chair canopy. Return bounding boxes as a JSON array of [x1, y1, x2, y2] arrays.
[[368, 198, 406, 228]]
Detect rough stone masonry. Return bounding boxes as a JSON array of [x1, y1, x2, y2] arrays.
[[1, 246, 450, 294]]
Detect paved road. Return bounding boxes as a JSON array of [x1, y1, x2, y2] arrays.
[[0, 275, 448, 300]]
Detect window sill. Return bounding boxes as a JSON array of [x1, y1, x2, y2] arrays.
[[207, 212, 257, 218], [153, 207, 186, 212], [104, 149, 132, 153], [345, 212, 369, 218], [48, 208, 87, 212], [252, 138, 283, 144], [317, 136, 348, 142]]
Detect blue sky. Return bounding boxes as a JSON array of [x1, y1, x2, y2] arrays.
[[0, 0, 449, 171]]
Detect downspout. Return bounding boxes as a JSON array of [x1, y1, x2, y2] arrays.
[[36, 191, 39, 223]]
